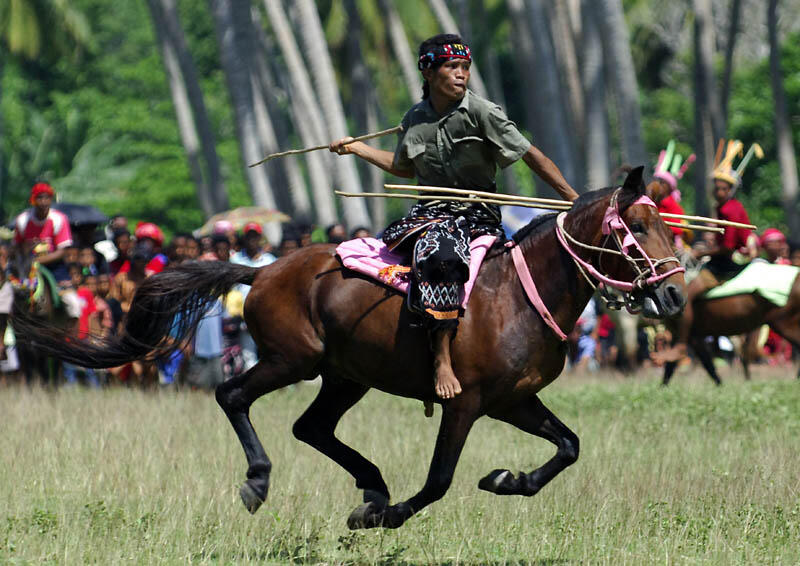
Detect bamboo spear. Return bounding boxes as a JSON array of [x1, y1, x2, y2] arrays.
[[249, 126, 402, 167], [336, 191, 723, 232], [384, 184, 757, 230]]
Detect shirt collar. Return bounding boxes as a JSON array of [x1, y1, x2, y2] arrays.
[[421, 89, 471, 120]]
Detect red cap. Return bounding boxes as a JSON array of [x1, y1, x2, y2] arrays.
[[760, 228, 786, 246], [134, 221, 164, 247], [30, 182, 55, 204], [242, 222, 263, 235]]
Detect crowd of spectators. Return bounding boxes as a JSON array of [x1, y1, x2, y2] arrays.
[[3, 181, 800, 386], [0, 182, 368, 388]]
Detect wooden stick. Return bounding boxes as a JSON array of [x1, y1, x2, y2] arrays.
[[339, 192, 727, 233], [664, 221, 723, 234], [249, 125, 402, 167], [658, 212, 756, 230], [384, 183, 571, 207], [336, 191, 570, 210], [385, 184, 758, 229]]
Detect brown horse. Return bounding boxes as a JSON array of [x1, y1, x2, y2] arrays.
[[662, 271, 800, 384], [12, 168, 686, 529]]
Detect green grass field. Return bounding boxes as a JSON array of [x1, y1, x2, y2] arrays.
[[1, 370, 799, 565]]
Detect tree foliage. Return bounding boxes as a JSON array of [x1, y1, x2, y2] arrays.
[[1, 0, 799, 236]]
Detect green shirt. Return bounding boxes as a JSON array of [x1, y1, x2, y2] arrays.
[[393, 89, 531, 191]]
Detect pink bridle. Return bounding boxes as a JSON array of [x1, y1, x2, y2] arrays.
[[555, 191, 684, 293], [509, 190, 684, 341]]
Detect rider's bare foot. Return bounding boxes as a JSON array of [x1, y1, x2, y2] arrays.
[[651, 344, 688, 365], [434, 363, 462, 399]]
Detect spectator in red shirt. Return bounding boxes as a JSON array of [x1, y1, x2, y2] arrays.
[[13, 183, 73, 266]]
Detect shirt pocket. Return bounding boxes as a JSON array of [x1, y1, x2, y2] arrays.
[[405, 141, 426, 159]]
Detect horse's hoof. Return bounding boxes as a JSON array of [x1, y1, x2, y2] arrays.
[[240, 481, 265, 514], [478, 469, 516, 495], [347, 501, 383, 530]]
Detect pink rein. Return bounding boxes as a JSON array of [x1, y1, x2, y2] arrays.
[[511, 193, 684, 341]]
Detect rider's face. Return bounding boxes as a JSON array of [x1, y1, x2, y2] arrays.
[[425, 59, 470, 103], [713, 180, 732, 204]]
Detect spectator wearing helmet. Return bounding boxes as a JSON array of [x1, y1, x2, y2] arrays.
[[134, 222, 169, 276], [13, 182, 73, 266]]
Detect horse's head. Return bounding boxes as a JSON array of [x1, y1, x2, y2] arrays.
[[559, 167, 687, 318]]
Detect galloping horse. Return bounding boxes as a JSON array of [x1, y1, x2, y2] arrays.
[[13, 169, 686, 529], [662, 274, 800, 385], [7, 252, 75, 385]]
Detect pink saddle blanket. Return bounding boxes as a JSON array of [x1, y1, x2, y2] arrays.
[[336, 235, 497, 308]]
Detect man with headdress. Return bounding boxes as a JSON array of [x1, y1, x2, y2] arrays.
[[653, 140, 762, 364], [329, 33, 578, 400], [648, 140, 695, 248], [13, 182, 73, 266]]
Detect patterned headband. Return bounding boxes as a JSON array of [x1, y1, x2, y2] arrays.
[[418, 43, 472, 70]]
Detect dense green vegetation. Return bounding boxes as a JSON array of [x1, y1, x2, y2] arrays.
[[1, 1, 799, 235], [1, 372, 799, 564]]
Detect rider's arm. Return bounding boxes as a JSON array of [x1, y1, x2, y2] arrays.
[[329, 139, 414, 178], [522, 146, 579, 202]]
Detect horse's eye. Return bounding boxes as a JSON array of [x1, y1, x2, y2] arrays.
[[630, 222, 646, 234]]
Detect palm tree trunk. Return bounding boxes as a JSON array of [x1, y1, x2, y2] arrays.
[[344, 0, 384, 229], [692, 0, 720, 217], [425, 0, 488, 97], [0, 57, 4, 221], [378, 0, 421, 101], [768, 0, 800, 238], [720, 0, 742, 130], [147, 0, 214, 217], [581, 0, 610, 189], [209, 0, 278, 224], [250, 9, 310, 219], [523, 0, 579, 188], [249, 18, 310, 219], [261, 0, 336, 225], [155, 0, 228, 213], [594, 0, 647, 168], [292, 0, 371, 229], [547, 0, 585, 142]]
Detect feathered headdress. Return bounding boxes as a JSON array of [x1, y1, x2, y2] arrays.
[[712, 139, 764, 190], [653, 140, 695, 201]]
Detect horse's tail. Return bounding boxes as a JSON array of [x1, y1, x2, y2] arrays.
[[12, 261, 259, 369]]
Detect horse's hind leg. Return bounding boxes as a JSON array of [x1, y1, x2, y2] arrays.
[[479, 394, 579, 496], [691, 336, 722, 385], [292, 376, 390, 508], [215, 360, 306, 514]]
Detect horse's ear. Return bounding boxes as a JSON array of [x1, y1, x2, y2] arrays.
[[622, 166, 646, 196]]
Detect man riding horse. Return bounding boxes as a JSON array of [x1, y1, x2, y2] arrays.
[[329, 33, 578, 400], [653, 140, 760, 364]]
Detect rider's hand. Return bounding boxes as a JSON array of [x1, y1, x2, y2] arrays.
[[329, 137, 355, 155]]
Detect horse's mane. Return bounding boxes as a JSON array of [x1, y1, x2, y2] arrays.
[[511, 186, 617, 245]]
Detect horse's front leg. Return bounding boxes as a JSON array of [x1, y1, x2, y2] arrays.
[[479, 394, 579, 496], [347, 391, 481, 530]]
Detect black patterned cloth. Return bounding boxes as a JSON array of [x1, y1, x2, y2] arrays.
[[382, 200, 503, 329]]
